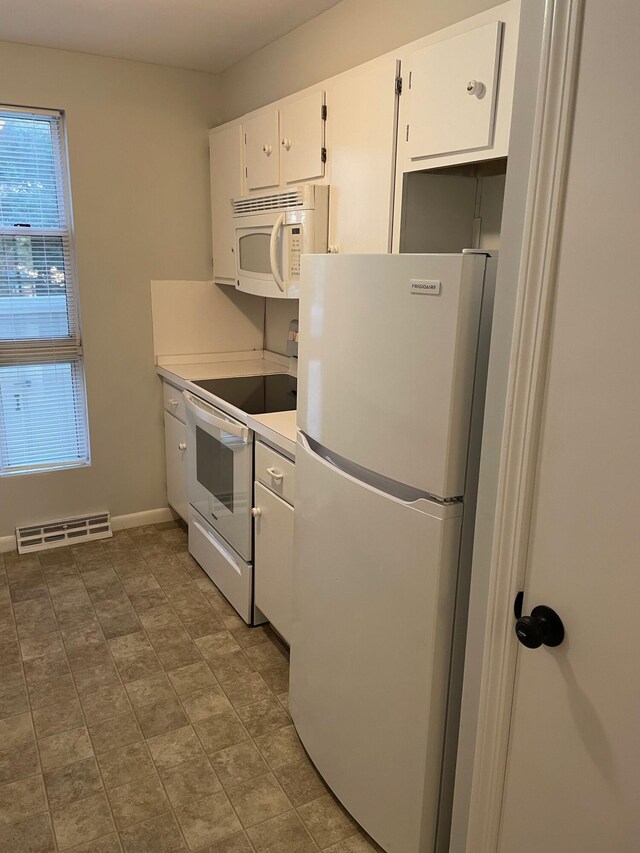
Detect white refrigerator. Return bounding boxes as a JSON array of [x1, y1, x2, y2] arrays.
[[290, 252, 497, 853]]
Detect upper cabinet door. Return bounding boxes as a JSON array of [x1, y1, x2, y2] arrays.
[[408, 21, 503, 161], [280, 90, 326, 185], [244, 110, 280, 191], [209, 123, 243, 284]]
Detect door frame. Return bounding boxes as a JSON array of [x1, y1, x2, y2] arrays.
[[465, 1, 584, 849]]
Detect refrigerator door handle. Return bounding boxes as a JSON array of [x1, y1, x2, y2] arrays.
[[298, 431, 461, 514]]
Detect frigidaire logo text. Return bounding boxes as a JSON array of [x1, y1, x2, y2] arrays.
[[410, 279, 441, 294]]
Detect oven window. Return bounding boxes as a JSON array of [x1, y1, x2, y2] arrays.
[[196, 426, 234, 512], [238, 233, 271, 274]]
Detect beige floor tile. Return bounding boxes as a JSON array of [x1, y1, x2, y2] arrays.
[[13, 599, 58, 639], [138, 604, 181, 631], [0, 811, 56, 853], [60, 622, 103, 650], [67, 832, 122, 852], [275, 759, 328, 808], [247, 810, 316, 853], [39, 725, 94, 771], [0, 711, 35, 751], [28, 674, 77, 711], [118, 810, 186, 853], [96, 740, 155, 789], [66, 641, 113, 673], [43, 757, 103, 809], [97, 609, 142, 641], [207, 650, 256, 685], [156, 640, 202, 671], [243, 639, 288, 672], [73, 662, 120, 698], [254, 725, 306, 771], [167, 661, 217, 696], [181, 686, 232, 723], [210, 740, 268, 788], [228, 625, 270, 650], [174, 790, 242, 849], [135, 696, 188, 738], [107, 631, 153, 661], [87, 710, 143, 754], [203, 832, 254, 853], [226, 771, 291, 828], [107, 773, 169, 829], [159, 756, 221, 807], [259, 663, 289, 695], [23, 647, 70, 684], [146, 724, 204, 770], [68, 832, 122, 852], [19, 631, 64, 662], [0, 739, 40, 785], [51, 791, 115, 850], [33, 698, 84, 738], [236, 696, 290, 738], [0, 663, 29, 719], [193, 710, 249, 755], [80, 685, 130, 724], [181, 609, 225, 640], [0, 637, 20, 667], [124, 673, 175, 708], [221, 672, 273, 709], [113, 648, 162, 683], [323, 831, 385, 852], [0, 774, 47, 827], [277, 691, 289, 713], [195, 631, 241, 660], [298, 794, 358, 848], [127, 587, 167, 612]]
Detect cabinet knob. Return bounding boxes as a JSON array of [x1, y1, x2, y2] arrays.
[[178, 442, 187, 451], [262, 144, 273, 156], [169, 398, 179, 407], [281, 137, 292, 151], [466, 79, 485, 97], [328, 244, 340, 254], [252, 507, 262, 517]]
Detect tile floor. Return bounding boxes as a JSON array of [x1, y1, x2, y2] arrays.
[[0, 522, 381, 852]]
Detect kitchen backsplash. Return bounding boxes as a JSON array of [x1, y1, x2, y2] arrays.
[[265, 298, 299, 356]]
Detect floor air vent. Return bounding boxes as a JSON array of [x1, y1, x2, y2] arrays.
[[16, 513, 112, 554]]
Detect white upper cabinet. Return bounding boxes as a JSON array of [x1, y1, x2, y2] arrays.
[[395, 0, 520, 176], [408, 21, 503, 161], [325, 54, 399, 253], [209, 122, 243, 284], [244, 109, 280, 191], [280, 90, 326, 185]]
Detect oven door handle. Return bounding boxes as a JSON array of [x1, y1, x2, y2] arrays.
[[183, 391, 249, 442], [269, 212, 286, 292]]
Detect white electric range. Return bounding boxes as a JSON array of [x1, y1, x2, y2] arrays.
[[182, 373, 297, 625]]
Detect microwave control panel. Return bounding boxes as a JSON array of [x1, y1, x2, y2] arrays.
[[288, 226, 302, 280]]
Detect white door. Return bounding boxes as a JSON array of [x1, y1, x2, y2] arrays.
[[280, 90, 325, 184], [475, 4, 640, 850], [253, 481, 294, 644], [209, 123, 243, 284], [408, 21, 503, 162], [325, 54, 399, 253], [163, 411, 188, 522], [244, 110, 280, 191]]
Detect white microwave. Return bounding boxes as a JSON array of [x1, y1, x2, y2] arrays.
[[232, 184, 329, 299]]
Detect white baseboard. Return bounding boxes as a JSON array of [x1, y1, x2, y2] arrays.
[[111, 507, 177, 531], [0, 507, 177, 554]]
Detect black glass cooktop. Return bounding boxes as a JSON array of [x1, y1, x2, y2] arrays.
[[192, 373, 297, 415]]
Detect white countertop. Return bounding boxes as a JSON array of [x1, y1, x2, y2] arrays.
[[157, 353, 288, 386], [247, 411, 297, 459]]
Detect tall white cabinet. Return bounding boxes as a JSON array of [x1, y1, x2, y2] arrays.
[[209, 122, 243, 285]]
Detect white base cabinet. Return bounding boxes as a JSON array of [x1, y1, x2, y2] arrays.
[[253, 442, 295, 644], [163, 410, 188, 522]]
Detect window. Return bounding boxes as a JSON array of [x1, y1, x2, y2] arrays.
[[0, 107, 89, 475]]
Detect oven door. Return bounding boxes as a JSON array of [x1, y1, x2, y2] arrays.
[[184, 390, 252, 561]]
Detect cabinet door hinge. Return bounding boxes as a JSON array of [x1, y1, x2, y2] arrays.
[[395, 76, 403, 95], [321, 104, 327, 121], [321, 147, 327, 163]]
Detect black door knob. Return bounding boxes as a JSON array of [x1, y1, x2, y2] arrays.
[[515, 605, 564, 649]]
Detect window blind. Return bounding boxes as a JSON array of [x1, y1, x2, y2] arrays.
[[0, 107, 89, 475]]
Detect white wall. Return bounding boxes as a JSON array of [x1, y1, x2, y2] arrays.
[[220, 0, 503, 120], [0, 41, 221, 537]]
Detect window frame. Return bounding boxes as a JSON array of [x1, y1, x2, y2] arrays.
[[0, 104, 90, 476]]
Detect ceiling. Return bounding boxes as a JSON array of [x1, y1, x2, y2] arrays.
[[0, 0, 345, 73]]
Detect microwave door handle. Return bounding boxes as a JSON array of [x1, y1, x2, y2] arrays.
[[269, 212, 286, 292], [183, 391, 249, 442]]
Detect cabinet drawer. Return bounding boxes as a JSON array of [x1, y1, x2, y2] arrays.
[[163, 382, 185, 422], [255, 441, 295, 506]]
